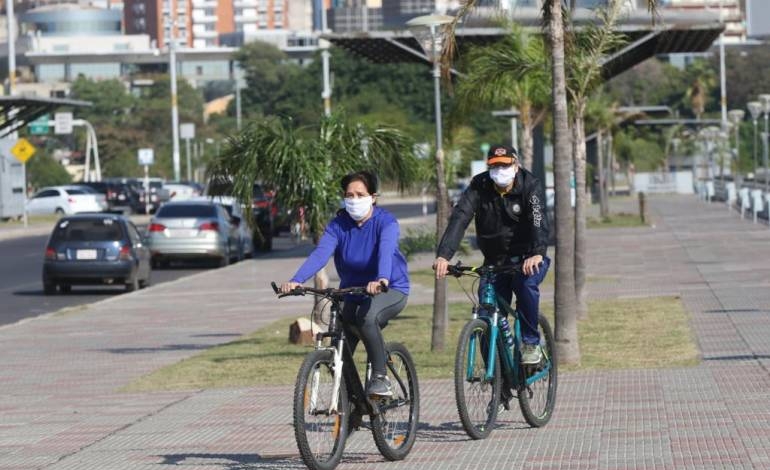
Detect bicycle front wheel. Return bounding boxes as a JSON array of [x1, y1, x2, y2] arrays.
[[454, 318, 500, 440], [371, 342, 420, 461], [293, 349, 349, 470], [518, 314, 557, 427]]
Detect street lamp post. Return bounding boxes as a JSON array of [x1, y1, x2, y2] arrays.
[[748, 101, 762, 177], [406, 13, 453, 352], [728, 109, 745, 178], [760, 94, 770, 192]]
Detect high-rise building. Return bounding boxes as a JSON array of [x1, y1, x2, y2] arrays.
[[124, 0, 298, 48]]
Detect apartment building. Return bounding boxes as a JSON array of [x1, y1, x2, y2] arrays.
[[124, 0, 296, 48]]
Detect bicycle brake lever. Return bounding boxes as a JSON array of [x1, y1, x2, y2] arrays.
[[270, 281, 280, 294]]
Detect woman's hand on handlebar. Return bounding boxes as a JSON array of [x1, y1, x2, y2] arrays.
[[433, 257, 450, 279], [280, 281, 301, 294], [367, 278, 389, 295]]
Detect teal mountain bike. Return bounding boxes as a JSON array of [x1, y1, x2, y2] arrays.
[[447, 263, 557, 439]]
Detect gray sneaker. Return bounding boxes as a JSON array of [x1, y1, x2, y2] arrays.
[[521, 343, 543, 365], [367, 374, 393, 397]]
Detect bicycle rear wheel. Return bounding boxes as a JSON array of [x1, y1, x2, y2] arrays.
[[293, 350, 349, 470], [454, 318, 500, 440], [518, 314, 557, 427], [371, 342, 419, 461]]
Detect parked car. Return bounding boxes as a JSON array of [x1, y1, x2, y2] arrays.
[[165, 182, 200, 202], [72, 181, 140, 214], [204, 178, 274, 251], [192, 195, 254, 259], [146, 200, 240, 268], [26, 186, 106, 215], [42, 214, 152, 294]]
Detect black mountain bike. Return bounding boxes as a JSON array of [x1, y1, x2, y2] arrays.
[[271, 282, 419, 470]]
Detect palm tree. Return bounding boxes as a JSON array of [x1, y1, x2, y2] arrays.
[[566, 1, 627, 321], [585, 93, 619, 219], [206, 112, 420, 288], [454, 24, 550, 170]]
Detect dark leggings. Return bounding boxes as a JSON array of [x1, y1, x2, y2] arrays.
[[341, 289, 407, 377]]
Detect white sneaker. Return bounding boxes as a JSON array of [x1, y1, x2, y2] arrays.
[[521, 344, 543, 365]]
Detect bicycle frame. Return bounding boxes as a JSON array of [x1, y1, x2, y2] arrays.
[[466, 276, 552, 390]]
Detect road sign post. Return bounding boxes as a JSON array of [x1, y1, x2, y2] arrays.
[[138, 148, 154, 215], [10, 137, 37, 228]]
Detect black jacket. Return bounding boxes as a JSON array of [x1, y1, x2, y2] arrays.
[[436, 168, 548, 264]]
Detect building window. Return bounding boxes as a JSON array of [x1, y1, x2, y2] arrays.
[[196, 66, 203, 75]]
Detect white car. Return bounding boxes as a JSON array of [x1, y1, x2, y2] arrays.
[[26, 186, 106, 215], [165, 183, 200, 202]]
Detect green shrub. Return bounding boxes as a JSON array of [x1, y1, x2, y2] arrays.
[[399, 228, 471, 260]]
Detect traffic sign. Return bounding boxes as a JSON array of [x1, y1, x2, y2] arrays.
[[28, 115, 50, 135], [54, 112, 73, 134], [10, 137, 36, 163], [138, 148, 154, 166], [180, 123, 195, 139]]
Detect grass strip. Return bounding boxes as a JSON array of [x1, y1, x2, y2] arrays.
[[123, 295, 698, 392]]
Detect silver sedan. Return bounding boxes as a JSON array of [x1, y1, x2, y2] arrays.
[[146, 201, 239, 268]]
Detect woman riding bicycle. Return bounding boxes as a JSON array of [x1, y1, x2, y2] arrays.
[[280, 171, 410, 397]]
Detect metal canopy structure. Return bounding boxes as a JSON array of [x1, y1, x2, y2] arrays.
[[324, 9, 724, 81], [0, 96, 92, 139]]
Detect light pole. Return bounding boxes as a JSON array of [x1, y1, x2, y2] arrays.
[[168, 10, 181, 182], [760, 94, 770, 192], [728, 109, 745, 178], [406, 13, 453, 352], [748, 101, 762, 177]]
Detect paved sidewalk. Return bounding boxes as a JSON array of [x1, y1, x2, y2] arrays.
[[2, 195, 770, 469]]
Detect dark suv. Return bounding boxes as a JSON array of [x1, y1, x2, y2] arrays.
[[204, 178, 274, 251]]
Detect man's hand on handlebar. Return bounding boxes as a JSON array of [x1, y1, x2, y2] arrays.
[[433, 257, 450, 279], [280, 281, 301, 294]]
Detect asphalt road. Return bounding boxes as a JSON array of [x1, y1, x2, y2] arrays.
[[0, 200, 432, 328], [0, 231, 230, 327]]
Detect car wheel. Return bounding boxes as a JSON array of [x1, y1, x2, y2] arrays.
[[151, 257, 167, 269], [43, 279, 57, 295], [218, 247, 230, 268], [55, 207, 65, 215], [60, 284, 71, 294], [126, 275, 139, 292], [262, 234, 273, 252]]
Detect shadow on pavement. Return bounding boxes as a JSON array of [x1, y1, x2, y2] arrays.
[[158, 453, 304, 468], [94, 344, 213, 354]]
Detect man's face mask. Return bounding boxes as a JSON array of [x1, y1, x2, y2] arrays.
[[489, 164, 517, 187]]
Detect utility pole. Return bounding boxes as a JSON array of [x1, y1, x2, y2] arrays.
[[6, 0, 15, 95], [321, 3, 332, 116], [718, 0, 728, 130]]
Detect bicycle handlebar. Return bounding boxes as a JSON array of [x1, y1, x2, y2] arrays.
[[270, 281, 388, 299], [445, 262, 523, 277]]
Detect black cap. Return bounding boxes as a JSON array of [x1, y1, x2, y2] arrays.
[[487, 144, 518, 165]]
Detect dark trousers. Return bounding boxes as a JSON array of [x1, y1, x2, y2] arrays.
[[478, 256, 551, 345], [341, 289, 407, 377]]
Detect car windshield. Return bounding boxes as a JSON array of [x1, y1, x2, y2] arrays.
[[155, 204, 217, 218], [53, 219, 124, 242]]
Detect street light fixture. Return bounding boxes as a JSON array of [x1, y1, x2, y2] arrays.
[[406, 13, 454, 351], [727, 109, 745, 178], [747, 101, 762, 177]]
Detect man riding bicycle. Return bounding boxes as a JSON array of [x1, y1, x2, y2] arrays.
[[281, 171, 409, 397], [433, 144, 550, 365]]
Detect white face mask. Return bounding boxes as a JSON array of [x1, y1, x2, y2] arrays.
[[344, 196, 373, 221], [490, 165, 517, 188]]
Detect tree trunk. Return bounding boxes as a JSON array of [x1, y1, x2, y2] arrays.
[[608, 132, 615, 199], [520, 102, 534, 171], [572, 103, 588, 321], [598, 130, 609, 218], [432, 148, 451, 351], [548, 0, 580, 366]]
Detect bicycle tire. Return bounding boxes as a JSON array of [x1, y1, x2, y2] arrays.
[[454, 318, 501, 440], [371, 342, 420, 461], [293, 350, 349, 470], [518, 315, 558, 427]]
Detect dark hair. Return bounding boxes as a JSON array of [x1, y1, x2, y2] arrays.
[[341, 171, 378, 195]]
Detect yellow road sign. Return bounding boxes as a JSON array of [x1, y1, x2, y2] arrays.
[[10, 137, 36, 163]]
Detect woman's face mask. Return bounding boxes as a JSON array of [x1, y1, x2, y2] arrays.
[[344, 196, 374, 221], [489, 165, 517, 187]]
